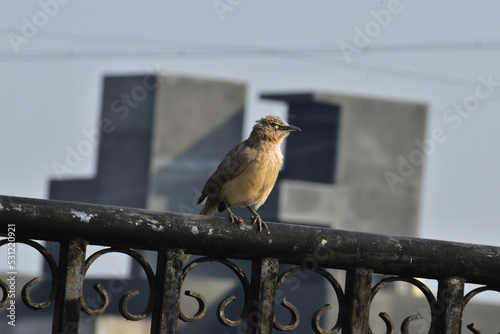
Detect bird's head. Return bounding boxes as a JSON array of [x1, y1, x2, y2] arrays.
[[250, 115, 301, 144]]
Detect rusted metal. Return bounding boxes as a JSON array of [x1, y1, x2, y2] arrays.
[[436, 276, 465, 334], [272, 266, 345, 333], [80, 283, 109, 316], [14, 240, 59, 310], [180, 290, 206, 322], [378, 313, 394, 334], [467, 323, 483, 334], [179, 257, 251, 327], [79, 247, 156, 320], [311, 269, 345, 334], [273, 298, 299, 331], [0, 280, 8, 309], [1, 195, 500, 333], [462, 286, 500, 333], [247, 258, 279, 334], [52, 239, 87, 334], [401, 313, 423, 334], [150, 249, 183, 334], [464, 285, 500, 305], [343, 268, 372, 334], [0, 239, 59, 310], [2, 195, 500, 286], [371, 276, 438, 333]]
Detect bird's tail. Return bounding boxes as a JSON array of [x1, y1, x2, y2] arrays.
[[200, 200, 218, 216]]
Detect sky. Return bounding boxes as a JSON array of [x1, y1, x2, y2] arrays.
[[1, 1, 500, 286]]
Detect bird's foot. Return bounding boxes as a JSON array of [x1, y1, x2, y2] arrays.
[[251, 215, 268, 232], [228, 212, 245, 226]]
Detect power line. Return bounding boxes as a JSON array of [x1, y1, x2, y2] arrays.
[[0, 28, 257, 50], [285, 53, 477, 88], [2, 28, 500, 55], [0, 49, 479, 89], [0, 29, 497, 88]]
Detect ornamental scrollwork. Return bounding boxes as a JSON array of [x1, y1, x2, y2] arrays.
[[0, 239, 58, 310], [369, 277, 437, 334], [273, 266, 345, 333], [179, 257, 251, 327], [80, 247, 156, 321], [463, 286, 500, 334]]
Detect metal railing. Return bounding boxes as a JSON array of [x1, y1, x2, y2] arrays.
[[0, 195, 499, 333]]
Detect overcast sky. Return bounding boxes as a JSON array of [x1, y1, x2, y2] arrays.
[[2, 2, 500, 282]]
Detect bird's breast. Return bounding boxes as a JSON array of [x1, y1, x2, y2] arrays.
[[221, 145, 283, 208], [256, 145, 284, 168]]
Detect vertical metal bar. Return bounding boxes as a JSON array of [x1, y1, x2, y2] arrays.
[[436, 276, 465, 334], [246, 258, 279, 334], [150, 249, 184, 334], [342, 268, 373, 334], [52, 239, 87, 334]]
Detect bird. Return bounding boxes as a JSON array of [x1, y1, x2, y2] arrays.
[[197, 115, 301, 232]]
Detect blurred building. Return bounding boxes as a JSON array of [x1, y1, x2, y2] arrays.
[[261, 92, 426, 237]]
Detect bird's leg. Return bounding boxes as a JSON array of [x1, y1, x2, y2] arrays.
[[227, 206, 245, 226], [247, 206, 268, 232]]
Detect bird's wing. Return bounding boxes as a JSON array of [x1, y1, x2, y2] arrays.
[[197, 141, 255, 205]]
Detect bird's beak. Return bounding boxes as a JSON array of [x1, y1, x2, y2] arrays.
[[286, 124, 301, 132]]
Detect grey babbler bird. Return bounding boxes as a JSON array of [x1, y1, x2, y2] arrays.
[[197, 115, 301, 232]]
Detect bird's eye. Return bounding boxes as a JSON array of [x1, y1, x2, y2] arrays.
[[274, 124, 280, 129]]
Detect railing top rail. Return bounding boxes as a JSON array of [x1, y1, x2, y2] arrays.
[[1, 195, 499, 286]]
